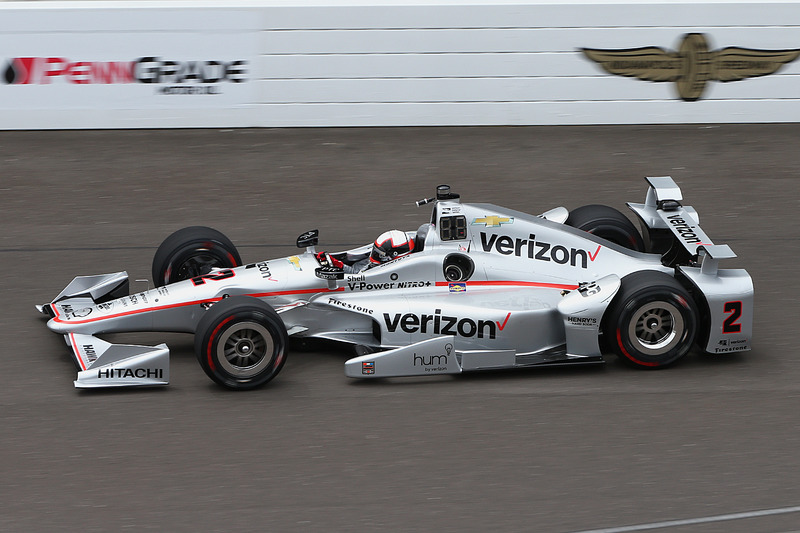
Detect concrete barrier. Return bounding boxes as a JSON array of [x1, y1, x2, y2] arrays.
[[1, 0, 799, 128]]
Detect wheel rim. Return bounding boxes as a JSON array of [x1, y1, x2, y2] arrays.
[[627, 301, 685, 356], [216, 321, 275, 378]]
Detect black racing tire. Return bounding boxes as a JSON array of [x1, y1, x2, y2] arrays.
[[152, 226, 242, 287], [566, 204, 645, 252], [603, 271, 698, 368], [195, 296, 288, 390]]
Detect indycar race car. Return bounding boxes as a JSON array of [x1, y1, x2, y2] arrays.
[[37, 177, 753, 390]]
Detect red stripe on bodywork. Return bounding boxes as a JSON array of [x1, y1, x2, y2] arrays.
[[51, 287, 346, 325], [435, 280, 579, 291], [53, 298, 223, 325], [68, 332, 87, 371], [249, 287, 345, 298]]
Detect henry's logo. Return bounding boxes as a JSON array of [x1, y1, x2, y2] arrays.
[[384, 309, 510, 339], [480, 232, 600, 269], [582, 33, 800, 101]]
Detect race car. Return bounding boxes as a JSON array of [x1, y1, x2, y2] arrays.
[[37, 177, 753, 390]]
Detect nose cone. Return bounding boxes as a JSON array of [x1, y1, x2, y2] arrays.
[[47, 317, 73, 334]]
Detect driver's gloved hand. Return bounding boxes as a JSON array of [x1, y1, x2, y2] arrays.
[[315, 252, 343, 269]]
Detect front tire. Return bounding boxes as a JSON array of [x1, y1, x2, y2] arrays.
[[152, 226, 242, 287], [566, 204, 645, 252], [604, 271, 697, 368], [195, 296, 288, 390]]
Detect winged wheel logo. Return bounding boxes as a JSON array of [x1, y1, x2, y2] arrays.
[[581, 33, 800, 101]]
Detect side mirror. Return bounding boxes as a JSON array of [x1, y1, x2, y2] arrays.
[[315, 265, 344, 290], [297, 229, 319, 252]]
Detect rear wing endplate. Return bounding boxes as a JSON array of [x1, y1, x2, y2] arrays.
[[628, 176, 736, 272]]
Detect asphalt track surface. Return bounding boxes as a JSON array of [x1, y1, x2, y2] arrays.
[[1, 125, 799, 533]]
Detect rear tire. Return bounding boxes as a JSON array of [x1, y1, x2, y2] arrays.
[[195, 296, 288, 390], [152, 226, 241, 287], [566, 204, 645, 252], [604, 271, 697, 368]]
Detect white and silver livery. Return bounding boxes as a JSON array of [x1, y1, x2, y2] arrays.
[[37, 177, 754, 390]]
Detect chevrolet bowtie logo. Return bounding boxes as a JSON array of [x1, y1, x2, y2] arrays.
[[472, 216, 513, 227], [582, 33, 800, 101], [287, 256, 302, 271]]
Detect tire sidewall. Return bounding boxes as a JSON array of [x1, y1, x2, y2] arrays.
[[196, 298, 287, 390], [607, 272, 698, 368], [160, 239, 237, 286], [152, 226, 241, 286], [566, 204, 646, 252]]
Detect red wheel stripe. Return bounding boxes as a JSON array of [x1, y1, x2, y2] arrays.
[[206, 316, 235, 372], [68, 332, 87, 371], [616, 328, 659, 367]]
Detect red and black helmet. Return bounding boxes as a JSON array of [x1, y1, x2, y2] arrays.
[[369, 230, 415, 264]]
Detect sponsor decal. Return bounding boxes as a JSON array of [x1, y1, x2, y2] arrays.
[[246, 262, 276, 281], [327, 297, 374, 315], [3, 56, 248, 95], [287, 256, 302, 271], [83, 344, 98, 364], [97, 302, 115, 312], [480, 232, 600, 269], [578, 282, 602, 297], [362, 361, 375, 375], [413, 343, 454, 373], [384, 309, 510, 339], [666, 214, 708, 245], [473, 215, 513, 228], [567, 316, 598, 327], [449, 282, 467, 293], [714, 345, 748, 354], [718, 338, 748, 347], [97, 368, 164, 379], [347, 280, 432, 291], [71, 307, 92, 318], [581, 33, 800, 101], [61, 303, 92, 317]]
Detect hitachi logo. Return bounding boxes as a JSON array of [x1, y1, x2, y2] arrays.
[[97, 368, 163, 379], [383, 308, 510, 339], [480, 233, 599, 268]]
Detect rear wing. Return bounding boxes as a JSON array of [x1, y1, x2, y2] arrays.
[[627, 176, 734, 274]]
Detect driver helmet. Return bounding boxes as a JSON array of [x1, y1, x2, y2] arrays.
[[370, 230, 415, 264]]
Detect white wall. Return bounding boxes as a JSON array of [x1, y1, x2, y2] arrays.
[[1, 0, 799, 129]]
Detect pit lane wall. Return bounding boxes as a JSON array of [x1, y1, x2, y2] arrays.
[[1, 0, 800, 129]]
